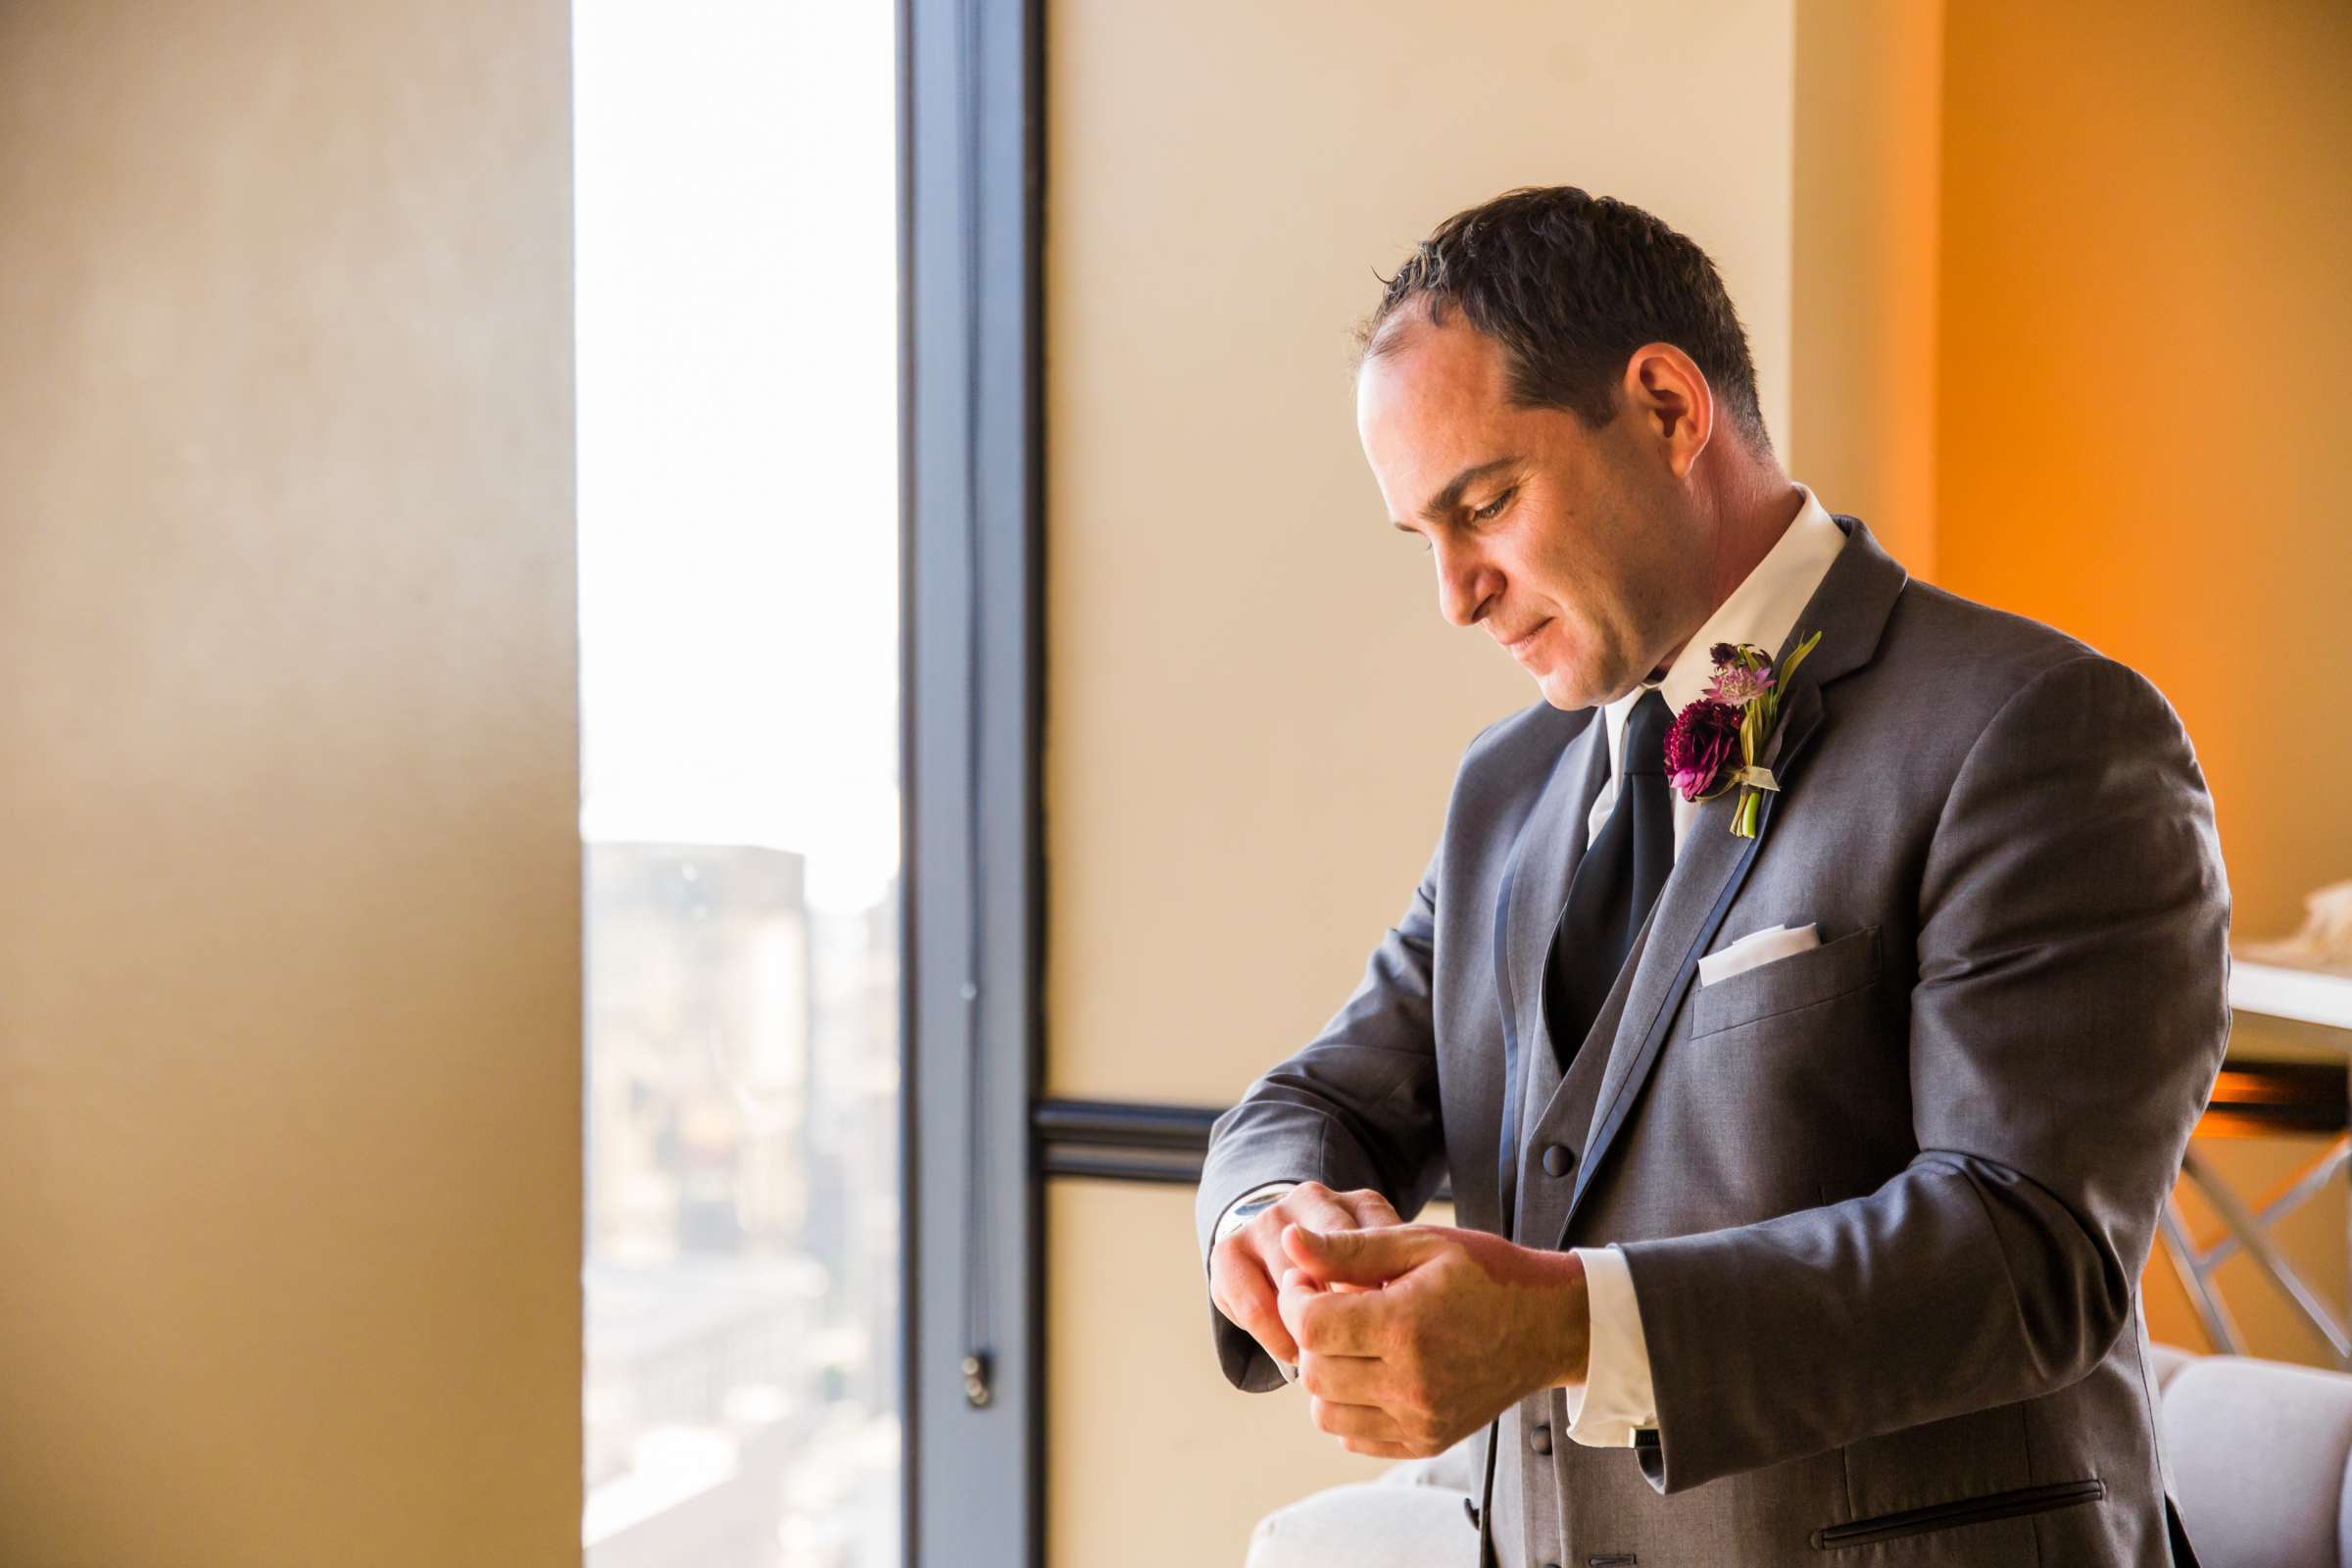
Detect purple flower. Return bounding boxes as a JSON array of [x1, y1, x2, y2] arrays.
[[1707, 662, 1776, 707], [1663, 698, 1742, 801]]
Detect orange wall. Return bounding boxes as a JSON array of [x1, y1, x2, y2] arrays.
[[1937, 0, 2352, 1363], [1790, 0, 1944, 578], [1937, 0, 2352, 943]]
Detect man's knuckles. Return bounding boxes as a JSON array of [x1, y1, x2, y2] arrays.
[[1290, 1302, 1322, 1354], [1308, 1396, 1396, 1443], [1296, 1348, 1363, 1401], [1398, 1413, 1446, 1451], [1292, 1292, 1350, 1355]]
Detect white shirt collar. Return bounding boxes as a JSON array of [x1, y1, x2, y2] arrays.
[[1599, 480, 1847, 786]]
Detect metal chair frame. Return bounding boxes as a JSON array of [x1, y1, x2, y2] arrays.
[[2158, 1132, 2351, 1367]]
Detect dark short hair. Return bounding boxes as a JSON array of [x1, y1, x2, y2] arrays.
[[1352, 185, 1772, 457]]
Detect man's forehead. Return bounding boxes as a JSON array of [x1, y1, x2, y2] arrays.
[[1359, 313, 1507, 411], [1357, 325, 1524, 518]]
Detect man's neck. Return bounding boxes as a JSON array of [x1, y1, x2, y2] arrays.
[[1648, 471, 1806, 678], [1708, 472, 1806, 611]]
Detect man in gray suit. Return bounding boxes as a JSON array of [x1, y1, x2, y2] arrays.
[[1198, 186, 2228, 1567]]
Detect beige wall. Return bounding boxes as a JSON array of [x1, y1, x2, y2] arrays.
[[0, 5, 580, 1564], [1042, 3, 1809, 1562], [1042, 0, 1800, 1122]]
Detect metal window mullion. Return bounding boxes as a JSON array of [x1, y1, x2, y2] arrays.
[[901, 0, 1043, 1562]]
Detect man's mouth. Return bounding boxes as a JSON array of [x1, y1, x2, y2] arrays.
[[1501, 618, 1551, 655]]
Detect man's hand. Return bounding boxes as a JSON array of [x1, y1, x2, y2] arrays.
[[1275, 1221, 1590, 1459], [1208, 1180, 1403, 1366]]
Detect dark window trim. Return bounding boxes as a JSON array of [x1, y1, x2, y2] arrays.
[[1026, 1058, 2345, 1194], [900, 0, 1045, 1561]]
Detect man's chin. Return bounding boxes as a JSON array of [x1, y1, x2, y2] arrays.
[[1532, 662, 1621, 712], [1535, 673, 1604, 712]]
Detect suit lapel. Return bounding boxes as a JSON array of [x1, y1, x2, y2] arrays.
[[1560, 687, 1823, 1230], [1557, 514, 1910, 1242], [1490, 713, 1607, 1240]]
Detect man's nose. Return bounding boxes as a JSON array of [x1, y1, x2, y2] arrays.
[[1434, 544, 1492, 629]]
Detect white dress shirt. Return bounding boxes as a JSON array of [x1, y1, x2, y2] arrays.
[[1214, 481, 1848, 1449]]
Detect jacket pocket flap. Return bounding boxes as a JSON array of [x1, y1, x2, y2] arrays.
[[1811, 1476, 2106, 1549]]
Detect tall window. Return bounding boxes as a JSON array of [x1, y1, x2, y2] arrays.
[[573, 4, 902, 1564]]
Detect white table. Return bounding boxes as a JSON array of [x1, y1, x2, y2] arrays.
[[2231, 958, 2352, 1032]]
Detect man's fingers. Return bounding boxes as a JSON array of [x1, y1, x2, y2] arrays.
[[1310, 1190, 1396, 1291], [1284, 1219, 1438, 1289], [1213, 1253, 1299, 1364], [1295, 1346, 1390, 1407], [1338, 1436, 1422, 1459], [1283, 1268, 1394, 1357], [1306, 1393, 1408, 1446], [1286, 1187, 1360, 1238], [1345, 1439, 1411, 1466], [1275, 1266, 1317, 1346]]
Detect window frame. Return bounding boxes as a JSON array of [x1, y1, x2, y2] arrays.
[[899, 0, 1045, 1561]]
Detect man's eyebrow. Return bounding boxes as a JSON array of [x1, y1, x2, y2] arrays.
[[1390, 457, 1523, 531]]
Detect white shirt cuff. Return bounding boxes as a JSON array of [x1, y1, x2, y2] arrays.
[[1562, 1244, 1657, 1446]]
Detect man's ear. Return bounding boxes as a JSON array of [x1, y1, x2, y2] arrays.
[[1621, 341, 1712, 476]]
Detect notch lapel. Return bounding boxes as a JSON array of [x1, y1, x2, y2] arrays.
[[1559, 686, 1824, 1233], [1556, 514, 1910, 1242]]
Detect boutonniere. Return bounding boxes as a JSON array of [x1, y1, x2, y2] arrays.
[[1662, 631, 1824, 838]]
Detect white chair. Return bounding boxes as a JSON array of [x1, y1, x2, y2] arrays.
[[1245, 1438, 1479, 1567]]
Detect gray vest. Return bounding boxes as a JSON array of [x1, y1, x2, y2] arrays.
[[1480, 781, 1658, 1568]]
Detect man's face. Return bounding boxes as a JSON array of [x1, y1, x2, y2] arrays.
[[1355, 312, 1705, 711]]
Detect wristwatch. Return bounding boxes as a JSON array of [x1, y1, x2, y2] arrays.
[[1215, 1181, 1307, 1383], [1214, 1180, 1299, 1245]]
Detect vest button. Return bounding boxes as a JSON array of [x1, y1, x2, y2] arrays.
[[1542, 1143, 1575, 1178], [1529, 1421, 1553, 1454]]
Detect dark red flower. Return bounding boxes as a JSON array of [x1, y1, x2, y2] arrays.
[[1663, 698, 1741, 801]]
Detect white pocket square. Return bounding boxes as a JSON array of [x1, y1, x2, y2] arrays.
[[1697, 922, 1821, 987]]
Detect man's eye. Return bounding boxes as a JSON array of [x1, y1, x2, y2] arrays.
[[1473, 489, 1514, 522]]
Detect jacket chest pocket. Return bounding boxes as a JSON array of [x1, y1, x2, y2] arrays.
[[1688, 923, 1882, 1040]]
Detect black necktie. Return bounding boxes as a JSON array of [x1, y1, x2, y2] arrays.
[[1544, 688, 1676, 1075]]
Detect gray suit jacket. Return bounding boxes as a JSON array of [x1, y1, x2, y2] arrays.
[[1196, 514, 2229, 1566]]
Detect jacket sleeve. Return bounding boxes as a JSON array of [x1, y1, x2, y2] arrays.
[[1195, 756, 1474, 1393], [1615, 654, 2231, 1493]]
